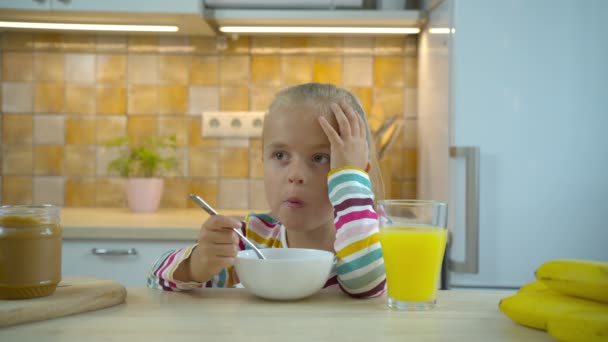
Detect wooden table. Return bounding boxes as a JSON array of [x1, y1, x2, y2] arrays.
[[0, 287, 551, 341]]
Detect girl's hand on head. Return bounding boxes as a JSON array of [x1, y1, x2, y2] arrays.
[[319, 102, 370, 171]]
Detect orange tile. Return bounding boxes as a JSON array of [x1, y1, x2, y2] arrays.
[[308, 37, 343, 54], [96, 86, 126, 114], [280, 37, 310, 54], [158, 116, 188, 147], [281, 56, 313, 85], [190, 37, 219, 54], [34, 52, 64, 82], [158, 36, 192, 54], [218, 179, 249, 209], [251, 56, 281, 85], [374, 56, 405, 87], [191, 56, 219, 85], [2, 114, 33, 144], [65, 177, 97, 206], [96, 177, 126, 207], [127, 116, 157, 146], [220, 86, 249, 111], [66, 117, 96, 144], [2, 176, 32, 205], [96, 116, 127, 145], [249, 179, 268, 210], [2, 52, 34, 81], [343, 37, 374, 55], [2, 32, 34, 50], [188, 146, 219, 177], [189, 118, 219, 147], [402, 148, 417, 179], [222, 36, 250, 54], [404, 57, 418, 88], [61, 34, 96, 52], [65, 85, 95, 114], [251, 37, 281, 54], [312, 57, 342, 84], [64, 145, 96, 176], [128, 85, 158, 114], [34, 145, 63, 176], [251, 86, 277, 111], [249, 139, 264, 178], [34, 83, 65, 113], [374, 87, 404, 117], [96, 54, 127, 83], [350, 87, 373, 116], [158, 86, 187, 114], [188, 178, 218, 209], [2, 145, 33, 175], [127, 36, 158, 53], [96, 35, 127, 53], [160, 178, 189, 208], [159, 55, 191, 84], [32, 33, 62, 51], [219, 56, 250, 84], [219, 146, 249, 178], [374, 37, 405, 55], [343, 56, 373, 87]]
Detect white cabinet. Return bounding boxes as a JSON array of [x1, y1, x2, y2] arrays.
[[62, 239, 193, 287]]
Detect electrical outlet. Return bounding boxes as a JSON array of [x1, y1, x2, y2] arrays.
[[201, 111, 266, 138]]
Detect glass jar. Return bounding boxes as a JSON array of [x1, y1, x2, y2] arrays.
[[0, 205, 62, 299]]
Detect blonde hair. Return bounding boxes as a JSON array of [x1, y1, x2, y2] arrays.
[[266, 82, 384, 201]]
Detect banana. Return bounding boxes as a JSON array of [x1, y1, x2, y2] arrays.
[[536, 259, 608, 303], [547, 311, 608, 342], [518, 280, 552, 293], [498, 292, 608, 330]]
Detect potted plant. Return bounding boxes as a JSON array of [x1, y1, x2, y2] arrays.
[[105, 135, 178, 213]]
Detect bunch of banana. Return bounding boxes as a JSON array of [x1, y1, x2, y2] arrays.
[[499, 259, 608, 342]]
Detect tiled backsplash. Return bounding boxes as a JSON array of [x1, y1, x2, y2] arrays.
[[0, 33, 418, 210]]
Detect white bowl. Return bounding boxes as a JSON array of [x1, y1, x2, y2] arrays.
[[234, 248, 335, 300]]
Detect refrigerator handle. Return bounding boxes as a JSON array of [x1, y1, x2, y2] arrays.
[[448, 146, 480, 274]]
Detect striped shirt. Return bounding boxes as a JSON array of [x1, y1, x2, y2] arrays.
[[147, 166, 386, 298]]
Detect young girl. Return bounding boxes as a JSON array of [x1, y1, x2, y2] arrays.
[[147, 83, 386, 298]]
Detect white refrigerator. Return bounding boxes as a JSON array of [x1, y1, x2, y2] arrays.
[[418, 0, 608, 289]]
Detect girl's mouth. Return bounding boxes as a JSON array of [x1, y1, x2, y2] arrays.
[[284, 197, 304, 208]]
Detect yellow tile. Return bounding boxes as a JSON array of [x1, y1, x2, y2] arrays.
[[401, 181, 417, 199], [219, 147, 249, 178], [2, 176, 33, 205], [2, 52, 34, 81], [280, 37, 310, 54], [2, 145, 33, 175], [404, 57, 418, 88], [312, 57, 342, 84], [34, 145, 63, 176], [65, 177, 96, 206], [281, 56, 313, 85], [251, 56, 281, 85], [127, 36, 158, 53], [191, 56, 219, 85], [374, 37, 404, 55], [96, 35, 127, 52], [128, 85, 158, 114], [66, 117, 96, 145], [128, 55, 158, 85], [65, 85, 95, 114], [96, 178, 126, 207], [188, 179, 218, 209], [402, 148, 417, 179], [127, 116, 157, 146], [34, 52, 64, 82], [2, 114, 33, 144], [190, 37, 218, 54], [309, 37, 343, 54], [32, 33, 62, 51], [158, 36, 192, 54], [251, 37, 281, 54], [350, 87, 373, 117], [97, 116, 127, 144], [189, 118, 218, 147], [159, 55, 190, 84], [158, 116, 188, 147], [374, 87, 404, 117], [343, 37, 374, 55], [96, 54, 127, 83], [374, 56, 405, 87], [35, 83, 65, 113], [96, 86, 126, 114], [3, 32, 34, 50], [64, 145, 96, 176], [61, 34, 96, 52], [222, 36, 250, 54], [158, 86, 187, 114], [251, 86, 277, 111], [220, 56, 250, 84], [189, 146, 219, 177], [160, 178, 189, 208], [220, 86, 249, 111], [249, 141, 264, 178]]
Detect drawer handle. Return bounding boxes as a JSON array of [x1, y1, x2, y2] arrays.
[[91, 248, 138, 256]]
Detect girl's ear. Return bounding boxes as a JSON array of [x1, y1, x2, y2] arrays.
[[365, 162, 371, 173]]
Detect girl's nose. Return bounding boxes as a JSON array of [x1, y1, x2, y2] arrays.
[[287, 160, 305, 184]]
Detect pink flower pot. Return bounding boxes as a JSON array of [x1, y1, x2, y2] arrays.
[[126, 178, 164, 213]]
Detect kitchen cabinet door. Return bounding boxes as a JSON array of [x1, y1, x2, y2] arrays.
[[0, 0, 51, 10], [62, 239, 193, 287], [49, 0, 201, 13]]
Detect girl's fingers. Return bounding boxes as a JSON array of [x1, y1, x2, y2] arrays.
[[330, 103, 351, 137], [341, 102, 361, 137], [319, 116, 341, 145], [357, 112, 367, 137]]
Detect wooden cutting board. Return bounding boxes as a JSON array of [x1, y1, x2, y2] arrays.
[[0, 276, 127, 327]]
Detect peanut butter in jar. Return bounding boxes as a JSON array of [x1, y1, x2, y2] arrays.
[[0, 205, 62, 299]]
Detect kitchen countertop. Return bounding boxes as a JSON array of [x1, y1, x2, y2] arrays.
[[0, 287, 550, 341], [61, 208, 253, 241]]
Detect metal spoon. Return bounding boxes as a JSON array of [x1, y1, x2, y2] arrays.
[[188, 193, 266, 260]]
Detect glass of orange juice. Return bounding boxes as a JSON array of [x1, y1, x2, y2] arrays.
[[378, 200, 448, 311]]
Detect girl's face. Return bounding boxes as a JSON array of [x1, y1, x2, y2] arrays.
[[262, 103, 337, 233]]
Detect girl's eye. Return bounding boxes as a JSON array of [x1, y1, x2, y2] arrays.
[[272, 151, 288, 160], [312, 154, 330, 164]]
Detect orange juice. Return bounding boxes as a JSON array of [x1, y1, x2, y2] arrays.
[[380, 226, 447, 302]]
